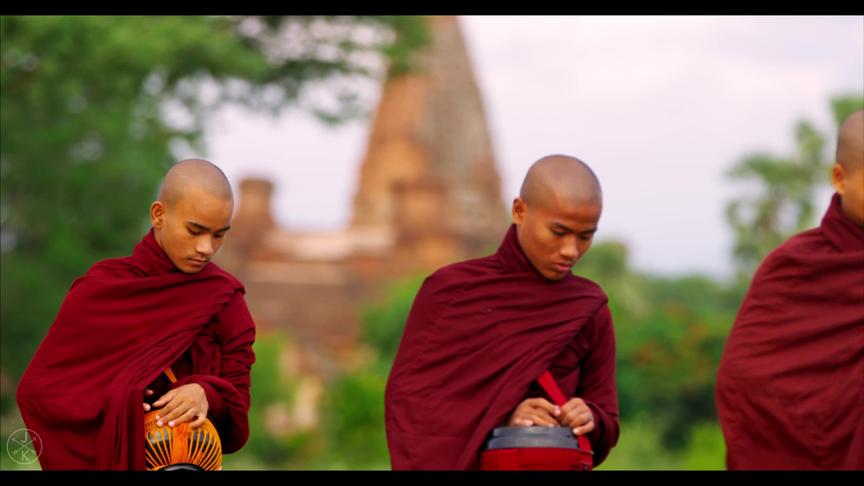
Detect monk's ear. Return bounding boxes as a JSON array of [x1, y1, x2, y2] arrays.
[[512, 197, 526, 225], [150, 201, 166, 229], [830, 163, 845, 196]]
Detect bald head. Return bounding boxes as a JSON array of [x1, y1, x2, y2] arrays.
[[831, 111, 864, 227], [520, 154, 602, 209], [836, 110, 864, 173], [512, 155, 603, 280], [150, 159, 235, 273], [158, 159, 234, 207]]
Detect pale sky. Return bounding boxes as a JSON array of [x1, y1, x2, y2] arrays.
[[199, 16, 864, 279]]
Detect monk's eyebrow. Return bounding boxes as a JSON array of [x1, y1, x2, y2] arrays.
[[551, 221, 578, 234], [552, 221, 596, 236], [187, 221, 232, 233]]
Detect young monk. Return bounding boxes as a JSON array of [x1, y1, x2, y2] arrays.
[[716, 111, 864, 469], [16, 159, 256, 470], [385, 154, 619, 469]]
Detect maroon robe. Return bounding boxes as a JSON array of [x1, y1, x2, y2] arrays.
[[385, 224, 620, 470], [716, 193, 864, 469], [16, 229, 256, 470]]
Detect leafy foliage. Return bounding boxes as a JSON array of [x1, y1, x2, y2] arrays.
[[725, 95, 864, 278], [0, 15, 428, 383]]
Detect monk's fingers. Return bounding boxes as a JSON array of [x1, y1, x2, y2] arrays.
[[508, 410, 533, 427], [560, 397, 587, 415], [143, 388, 155, 411], [572, 417, 595, 436], [579, 411, 593, 426], [155, 400, 187, 426], [189, 414, 209, 429], [152, 389, 177, 408], [561, 409, 578, 427], [562, 409, 593, 428], [511, 398, 560, 426], [527, 398, 561, 418], [162, 406, 194, 426], [167, 408, 199, 427], [508, 413, 533, 427], [527, 411, 558, 427], [161, 403, 194, 427], [560, 402, 591, 423]]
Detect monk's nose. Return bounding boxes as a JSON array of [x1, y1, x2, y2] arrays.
[[196, 237, 215, 257], [560, 237, 579, 261]]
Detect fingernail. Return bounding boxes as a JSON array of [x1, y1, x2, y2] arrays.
[[169, 421, 174, 427], [144, 405, 150, 411], [554, 407, 561, 415], [157, 421, 163, 427]]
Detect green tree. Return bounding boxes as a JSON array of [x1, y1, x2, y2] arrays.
[[577, 242, 738, 450], [0, 15, 428, 396], [360, 275, 425, 361], [315, 275, 422, 469], [725, 94, 864, 279], [320, 367, 391, 469]]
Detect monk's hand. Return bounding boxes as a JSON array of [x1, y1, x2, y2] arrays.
[[560, 397, 594, 436], [508, 398, 561, 427], [152, 383, 209, 429], [143, 388, 154, 412]]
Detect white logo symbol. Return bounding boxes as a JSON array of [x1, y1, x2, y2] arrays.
[[6, 428, 42, 465]]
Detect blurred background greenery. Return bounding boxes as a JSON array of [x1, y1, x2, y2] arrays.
[[0, 15, 861, 470]]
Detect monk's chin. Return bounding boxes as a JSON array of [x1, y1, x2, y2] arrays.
[[182, 267, 207, 274], [178, 259, 209, 274], [543, 270, 570, 281]]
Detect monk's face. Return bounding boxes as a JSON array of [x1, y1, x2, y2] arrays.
[[150, 187, 234, 274], [832, 163, 864, 227], [512, 195, 601, 280]]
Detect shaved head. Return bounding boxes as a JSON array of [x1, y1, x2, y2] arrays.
[[150, 159, 235, 273], [158, 158, 234, 207], [520, 154, 602, 209], [512, 154, 603, 280], [831, 110, 864, 227], [836, 110, 864, 173]]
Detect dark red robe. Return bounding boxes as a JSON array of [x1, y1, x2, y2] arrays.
[[385, 224, 620, 470], [716, 193, 864, 469], [16, 229, 256, 470]]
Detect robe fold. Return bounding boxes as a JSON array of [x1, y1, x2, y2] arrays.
[[17, 229, 256, 470], [716, 193, 864, 469], [385, 224, 620, 469]]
